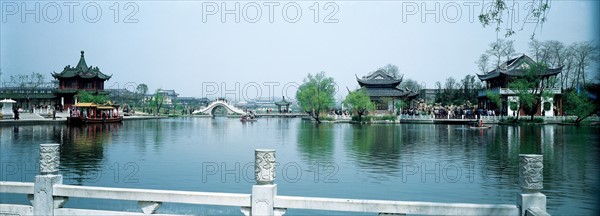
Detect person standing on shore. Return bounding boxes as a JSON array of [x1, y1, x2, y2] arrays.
[[13, 107, 19, 120]]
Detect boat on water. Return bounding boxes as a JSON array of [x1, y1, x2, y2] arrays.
[[468, 125, 492, 129], [241, 118, 257, 122], [67, 102, 123, 125], [241, 114, 257, 122]]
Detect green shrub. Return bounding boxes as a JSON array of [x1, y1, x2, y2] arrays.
[[320, 116, 335, 121], [352, 115, 373, 122], [370, 115, 397, 121], [500, 117, 516, 123]]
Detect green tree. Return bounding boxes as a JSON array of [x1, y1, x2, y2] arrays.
[[486, 90, 503, 118], [395, 100, 408, 114], [563, 90, 596, 124], [343, 89, 375, 122], [508, 63, 554, 121], [136, 83, 148, 95], [486, 90, 502, 110], [150, 89, 165, 115], [296, 72, 336, 123], [75, 91, 107, 104]]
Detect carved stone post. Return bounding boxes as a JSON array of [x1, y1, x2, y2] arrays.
[[33, 144, 65, 216], [250, 149, 278, 216], [517, 154, 546, 216]]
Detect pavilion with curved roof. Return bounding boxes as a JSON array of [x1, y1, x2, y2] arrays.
[[52, 51, 112, 110], [356, 70, 418, 112], [476, 54, 563, 116]]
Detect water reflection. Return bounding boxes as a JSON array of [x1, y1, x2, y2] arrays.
[[1, 120, 598, 215], [345, 124, 402, 176], [59, 123, 121, 184], [296, 121, 334, 162]]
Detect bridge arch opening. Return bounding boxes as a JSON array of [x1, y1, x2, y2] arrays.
[[192, 100, 246, 116]]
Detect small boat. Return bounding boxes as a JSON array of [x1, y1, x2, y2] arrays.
[[241, 115, 257, 122], [468, 125, 492, 129], [67, 102, 123, 125], [241, 118, 257, 122]]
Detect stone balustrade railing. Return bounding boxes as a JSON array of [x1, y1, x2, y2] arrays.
[[0, 144, 550, 215]]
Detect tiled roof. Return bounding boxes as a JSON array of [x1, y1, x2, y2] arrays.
[[52, 51, 112, 80], [363, 87, 414, 97], [477, 54, 562, 81]]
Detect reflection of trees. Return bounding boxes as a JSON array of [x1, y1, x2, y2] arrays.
[[347, 124, 401, 174], [57, 123, 120, 185], [479, 125, 597, 203], [296, 121, 334, 162]]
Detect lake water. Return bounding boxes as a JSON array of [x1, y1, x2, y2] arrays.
[[1, 118, 598, 215]]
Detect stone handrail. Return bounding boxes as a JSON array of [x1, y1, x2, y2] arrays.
[[53, 184, 251, 207], [0, 144, 550, 215], [0, 182, 34, 194], [274, 196, 518, 215]]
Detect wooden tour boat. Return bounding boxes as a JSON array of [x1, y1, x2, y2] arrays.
[[67, 102, 123, 125]]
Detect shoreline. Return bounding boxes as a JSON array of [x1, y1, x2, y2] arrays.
[[0, 115, 168, 126], [2, 115, 598, 126]]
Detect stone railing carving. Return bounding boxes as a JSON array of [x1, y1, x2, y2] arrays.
[[39, 144, 60, 175]]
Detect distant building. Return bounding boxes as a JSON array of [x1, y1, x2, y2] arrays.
[[0, 81, 57, 110], [476, 54, 562, 116], [178, 97, 209, 107], [356, 70, 418, 112], [156, 89, 179, 105], [52, 51, 112, 110]]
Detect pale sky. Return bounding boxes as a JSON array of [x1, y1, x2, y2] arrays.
[[1, 1, 599, 101]]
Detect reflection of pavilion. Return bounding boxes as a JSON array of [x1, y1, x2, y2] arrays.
[[60, 123, 121, 184], [274, 97, 291, 113]]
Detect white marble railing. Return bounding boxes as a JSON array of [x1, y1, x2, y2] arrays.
[[479, 115, 595, 122], [478, 88, 561, 97], [399, 114, 434, 120], [0, 144, 549, 216]]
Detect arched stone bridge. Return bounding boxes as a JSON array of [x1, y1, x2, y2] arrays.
[[192, 100, 246, 116]]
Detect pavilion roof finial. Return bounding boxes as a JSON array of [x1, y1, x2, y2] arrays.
[[76, 50, 88, 71]]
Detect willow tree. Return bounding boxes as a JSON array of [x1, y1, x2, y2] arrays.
[[343, 89, 374, 122], [479, 0, 550, 38], [296, 72, 336, 123]]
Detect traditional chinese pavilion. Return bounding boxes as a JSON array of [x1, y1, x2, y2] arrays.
[[274, 96, 291, 113], [52, 51, 111, 110], [477, 54, 562, 116], [356, 70, 418, 112]]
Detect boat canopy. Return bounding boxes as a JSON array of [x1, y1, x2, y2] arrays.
[[97, 106, 115, 110], [75, 102, 97, 108]]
